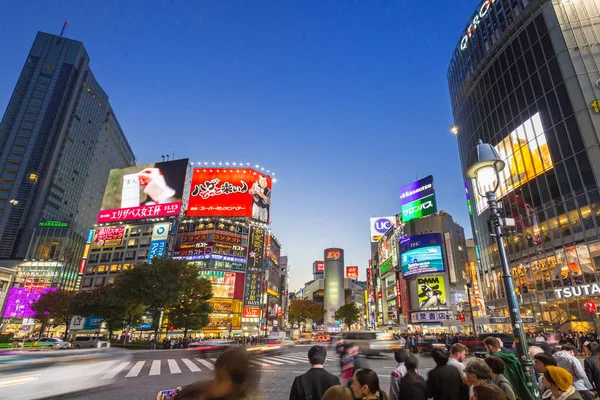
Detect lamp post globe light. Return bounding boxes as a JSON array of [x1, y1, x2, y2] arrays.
[[467, 140, 539, 400]]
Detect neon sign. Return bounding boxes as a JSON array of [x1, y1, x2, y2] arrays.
[[460, 0, 499, 51]]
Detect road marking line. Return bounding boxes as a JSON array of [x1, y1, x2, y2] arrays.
[[149, 360, 161, 376], [255, 357, 283, 365], [168, 359, 181, 374], [125, 361, 146, 377], [209, 358, 217, 362], [248, 359, 271, 367], [182, 358, 201, 372], [196, 358, 215, 370], [101, 361, 130, 379], [286, 355, 309, 361], [269, 356, 300, 364]]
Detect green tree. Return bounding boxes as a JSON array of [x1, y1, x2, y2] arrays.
[[31, 290, 76, 338], [334, 303, 360, 330], [288, 300, 324, 332], [167, 276, 213, 337]]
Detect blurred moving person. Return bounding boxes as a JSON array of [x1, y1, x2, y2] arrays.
[[472, 384, 508, 400], [289, 345, 340, 400], [554, 343, 593, 400], [483, 336, 534, 400], [485, 356, 517, 400], [156, 347, 259, 400], [389, 348, 408, 399], [583, 342, 600, 393], [340, 343, 367, 387], [427, 348, 462, 400], [395, 355, 427, 400], [350, 368, 389, 400]]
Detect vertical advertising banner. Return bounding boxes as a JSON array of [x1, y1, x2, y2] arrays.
[[244, 226, 265, 307], [97, 159, 189, 223], [444, 232, 458, 284], [399, 175, 437, 223], [148, 222, 170, 263]]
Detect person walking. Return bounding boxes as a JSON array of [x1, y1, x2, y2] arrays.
[[350, 368, 389, 400], [554, 343, 594, 400], [485, 356, 517, 400], [395, 355, 427, 400], [389, 348, 408, 399], [544, 366, 584, 400], [289, 345, 340, 400], [483, 336, 534, 400], [427, 347, 462, 400], [340, 343, 368, 387]]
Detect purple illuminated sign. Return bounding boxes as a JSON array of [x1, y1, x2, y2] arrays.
[[399, 175, 434, 205], [2, 287, 56, 318]]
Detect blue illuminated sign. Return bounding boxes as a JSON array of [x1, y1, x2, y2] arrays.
[[399, 233, 445, 278]]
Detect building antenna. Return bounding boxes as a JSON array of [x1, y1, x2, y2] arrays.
[[161, 155, 165, 162], [57, 21, 69, 44]]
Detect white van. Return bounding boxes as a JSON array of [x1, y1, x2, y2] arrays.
[[73, 336, 110, 348]]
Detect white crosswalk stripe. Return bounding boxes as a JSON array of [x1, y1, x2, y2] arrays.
[[196, 358, 215, 370], [149, 359, 161, 376], [182, 358, 201, 372], [269, 355, 303, 364], [254, 357, 283, 365], [249, 358, 273, 367], [168, 359, 182, 374], [126, 361, 146, 378], [101, 361, 130, 379]]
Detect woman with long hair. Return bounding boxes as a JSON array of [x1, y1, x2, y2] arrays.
[[350, 368, 390, 400]]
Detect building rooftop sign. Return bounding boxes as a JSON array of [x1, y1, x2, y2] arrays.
[[38, 220, 68, 227], [459, 0, 499, 51]]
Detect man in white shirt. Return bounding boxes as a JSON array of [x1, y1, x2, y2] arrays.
[[447, 343, 469, 400]]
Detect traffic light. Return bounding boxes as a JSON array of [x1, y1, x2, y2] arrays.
[[169, 325, 174, 331], [459, 313, 465, 322], [586, 301, 597, 313]]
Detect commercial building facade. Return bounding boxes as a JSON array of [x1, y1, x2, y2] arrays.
[[449, 0, 600, 331]]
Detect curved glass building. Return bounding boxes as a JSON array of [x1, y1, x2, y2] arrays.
[[449, 0, 600, 331]]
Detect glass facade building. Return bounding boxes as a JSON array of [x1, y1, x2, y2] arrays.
[[449, 0, 600, 331], [0, 32, 135, 297]]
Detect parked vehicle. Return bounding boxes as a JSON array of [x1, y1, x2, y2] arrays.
[[73, 336, 110, 349]]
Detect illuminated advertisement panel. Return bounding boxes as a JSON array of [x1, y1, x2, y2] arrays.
[[187, 168, 272, 223], [369, 216, 394, 242], [416, 275, 447, 309], [199, 271, 236, 298], [97, 159, 188, 223], [400, 233, 445, 279], [346, 266, 359, 278], [148, 222, 170, 263], [244, 226, 265, 307], [313, 261, 324, 274], [400, 175, 436, 223], [474, 112, 553, 214], [91, 226, 126, 248], [2, 287, 56, 318]]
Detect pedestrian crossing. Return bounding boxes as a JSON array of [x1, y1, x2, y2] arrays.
[[99, 352, 310, 379]]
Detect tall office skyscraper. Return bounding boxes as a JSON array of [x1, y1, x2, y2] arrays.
[[0, 32, 135, 293]]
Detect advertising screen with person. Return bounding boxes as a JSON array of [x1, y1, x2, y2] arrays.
[[400, 233, 445, 278], [187, 168, 273, 222], [416, 275, 447, 309], [97, 159, 188, 223]]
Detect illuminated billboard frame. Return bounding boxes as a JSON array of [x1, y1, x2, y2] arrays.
[[187, 168, 273, 223], [400, 233, 445, 279], [97, 159, 189, 223], [369, 216, 394, 242], [473, 112, 553, 214], [399, 175, 437, 223]]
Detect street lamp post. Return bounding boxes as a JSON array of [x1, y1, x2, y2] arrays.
[[467, 140, 540, 400], [465, 281, 477, 335]]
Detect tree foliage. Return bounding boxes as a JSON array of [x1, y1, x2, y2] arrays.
[[288, 300, 324, 331], [30, 290, 76, 337], [167, 274, 213, 337], [334, 303, 360, 330]]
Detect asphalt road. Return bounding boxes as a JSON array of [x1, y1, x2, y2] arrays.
[[54, 345, 437, 400]]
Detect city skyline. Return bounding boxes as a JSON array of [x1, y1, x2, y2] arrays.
[[0, 1, 479, 290]]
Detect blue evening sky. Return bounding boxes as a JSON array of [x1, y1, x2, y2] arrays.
[[0, 1, 480, 290]]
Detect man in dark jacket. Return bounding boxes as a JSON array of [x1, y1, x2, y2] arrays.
[[290, 345, 340, 400], [397, 355, 427, 400], [584, 342, 600, 394], [427, 347, 462, 400]]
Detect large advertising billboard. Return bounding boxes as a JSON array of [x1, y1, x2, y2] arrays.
[[91, 226, 125, 248], [97, 159, 188, 223], [399, 175, 437, 223], [400, 233, 445, 278], [2, 287, 56, 318], [473, 112, 553, 214], [244, 226, 266, 307], [187, 168, 273, 223], [416, 275, 447, 309], [369, 216, 394, 242]]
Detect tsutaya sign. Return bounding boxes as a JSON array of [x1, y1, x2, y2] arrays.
[[460, 0, 499, 51], [554, 284, 600, 299]]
